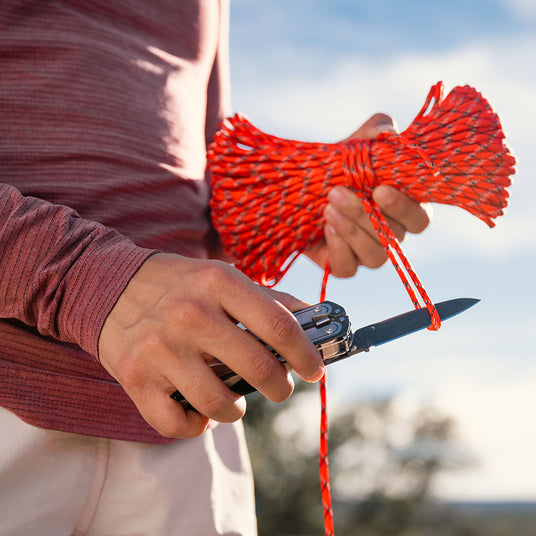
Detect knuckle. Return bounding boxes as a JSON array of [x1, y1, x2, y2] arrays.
[[250, 353, 280, 385], [201, 393, 243, 422], [202, 393, 229, 416], [156, 420, 201, 439], [341, 221, 360, 241], [112, 328, 165, 389], [200, 260, 236, 294], [245, 353, 294, 402], [171, 298, 207, 329], [267, 311, 300, 345], [112, 347, 146, 388], [268, 289, 299, 309], [354, 208, 373, 229]]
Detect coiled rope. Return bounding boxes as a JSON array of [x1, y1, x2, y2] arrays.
[[207, 81, 515, 535]]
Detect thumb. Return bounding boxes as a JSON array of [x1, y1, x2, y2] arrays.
[[345, 112, 398, 141]]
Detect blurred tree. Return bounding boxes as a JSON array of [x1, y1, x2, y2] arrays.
[[243, 381, 473, 536]]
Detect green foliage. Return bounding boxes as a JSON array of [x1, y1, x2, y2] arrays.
[[243, 387, 325, 535], [242, 382, 535, 536]]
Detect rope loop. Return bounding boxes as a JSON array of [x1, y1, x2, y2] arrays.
[[342, 139, 377, 194], [414, 81, 444, 122], [384, 132, 440, 178]]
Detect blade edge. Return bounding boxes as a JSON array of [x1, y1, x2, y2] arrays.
[[351, 297, 480, 354]]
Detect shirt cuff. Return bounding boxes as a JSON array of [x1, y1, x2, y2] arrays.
[[56, 230, 157, 359]]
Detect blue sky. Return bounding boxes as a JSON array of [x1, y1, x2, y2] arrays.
[[230, 0, 529, 61], [228, 1, 535, 501]]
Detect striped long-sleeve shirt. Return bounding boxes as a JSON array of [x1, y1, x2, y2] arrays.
[[0, 0, 230, 443]]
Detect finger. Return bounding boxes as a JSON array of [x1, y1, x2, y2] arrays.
[[327, 186, 376, 238], [345, 113, 397, 141], [302, 239, 330, 271], [373, 185, 430, 234], [217, 278, 324, 383], [198, 314, 298, 402], [324, 222, 358, 278], [168, 348, 250, 421], [129, 383, 211, 439], [328, 185, 407, 242], [324, 202, 388, 269], [164, 300, 294, 410]]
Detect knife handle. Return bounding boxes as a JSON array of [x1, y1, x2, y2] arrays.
[[170, 301, 351, 409]]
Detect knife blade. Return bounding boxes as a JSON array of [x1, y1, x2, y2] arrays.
[[327, 297, 480, 365]]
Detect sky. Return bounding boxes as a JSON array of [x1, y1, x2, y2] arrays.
[[228, 0, 536, 502]]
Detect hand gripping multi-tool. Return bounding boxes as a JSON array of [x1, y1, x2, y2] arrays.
[[171, 297, 479, 407]]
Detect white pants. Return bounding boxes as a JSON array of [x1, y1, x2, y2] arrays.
[[0, 408, 257, 536]]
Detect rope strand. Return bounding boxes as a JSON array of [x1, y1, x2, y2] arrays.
[[319, 266, 335, 536]]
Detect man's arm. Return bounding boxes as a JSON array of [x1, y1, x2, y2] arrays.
[[0, 182, 154, 357], [1, 182, 324, 439]]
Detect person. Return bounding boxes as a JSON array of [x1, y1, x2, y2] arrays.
[[0, 1, 430, 535]]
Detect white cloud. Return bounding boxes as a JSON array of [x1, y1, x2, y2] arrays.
[[232, 33, 535, 141], [492, 0, 536, 18], [432, 377, 536, 501], [404, 205, 536, 261]]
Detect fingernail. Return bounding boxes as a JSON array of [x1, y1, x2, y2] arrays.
[[375, 123, 397, 133], [305, 364, 325, 383]]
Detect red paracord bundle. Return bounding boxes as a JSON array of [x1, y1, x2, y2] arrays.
[[209, 82, 514, 323], [207, 82, 515, 535]]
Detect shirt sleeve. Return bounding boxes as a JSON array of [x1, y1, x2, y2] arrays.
[[0, 182, 156, 359]]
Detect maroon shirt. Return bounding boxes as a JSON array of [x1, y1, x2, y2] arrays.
[[0, 0, 230, 443]]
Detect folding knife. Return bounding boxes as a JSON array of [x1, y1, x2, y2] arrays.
[[171, 297, 479, 407]]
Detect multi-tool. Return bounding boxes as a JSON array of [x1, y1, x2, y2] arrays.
[[171, 297, 479, 407]]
